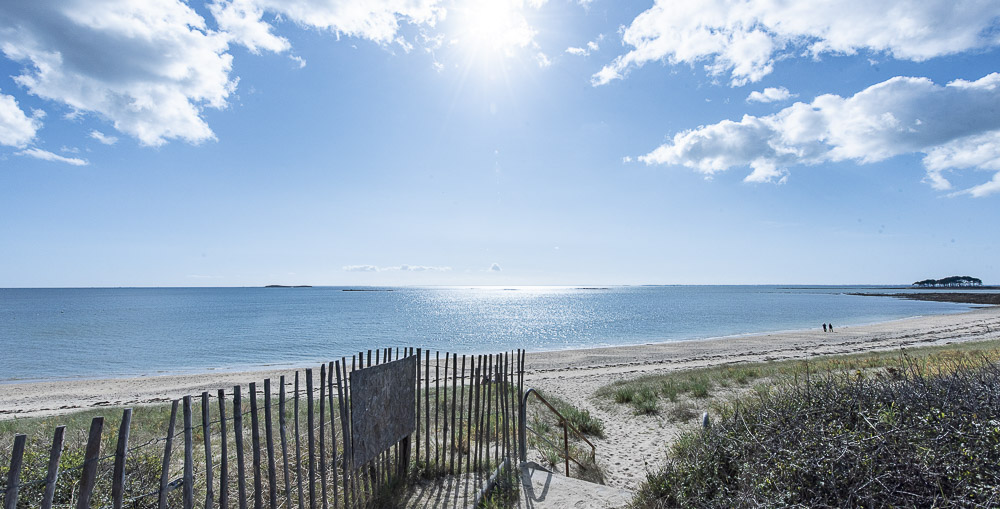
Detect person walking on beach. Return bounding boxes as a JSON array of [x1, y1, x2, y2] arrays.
[[829, 323, 834, 332], [823, 323, 827, 332]]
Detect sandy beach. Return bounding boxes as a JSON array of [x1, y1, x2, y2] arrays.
[[2, 306, 999, 491]]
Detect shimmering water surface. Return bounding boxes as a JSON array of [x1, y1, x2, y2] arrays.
[[0, 286, 981, 382]]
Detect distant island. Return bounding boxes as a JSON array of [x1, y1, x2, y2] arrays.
[[264, 285, 313, 288], [912, 276, 982, 287]]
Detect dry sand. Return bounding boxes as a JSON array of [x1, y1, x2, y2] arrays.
[[524, 305, 1000, 490], [2, 306, 999, 492]]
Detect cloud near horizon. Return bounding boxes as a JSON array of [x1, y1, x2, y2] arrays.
[[594, 0, 1000, 86], [639, 72, 1000, 195], [342, 264, 452, 272]]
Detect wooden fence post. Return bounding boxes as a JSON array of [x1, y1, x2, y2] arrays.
[[40, 426, 65, 509], [424, 350, 430, 469], [457, 355, 466, 476], [112, 408, 132, 509], [234, 386, 248, 509], [218, 389, 230, 509], [294, 372, 304, 509], [335, 360, 352, 509], [319, 364, 328, 509], [250, 383, 263, 509], [3, 434, 26, 509], [279, 376, 292, 509], [326, 361, 340, 509], [450, 353, 458, 474], [306, 368, 316, 509], [264, 379, 278, 509], [202, 393, 215, 509], [159, 400, 179, 509], [76, 416, 104, 509], [183, 396, 194, 509], [415, 348, 421, 467]]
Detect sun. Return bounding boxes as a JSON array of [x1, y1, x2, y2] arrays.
[[451, 0, 537, 56]]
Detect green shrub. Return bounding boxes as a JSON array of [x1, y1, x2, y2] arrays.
[[632, 358, 1000, 508]]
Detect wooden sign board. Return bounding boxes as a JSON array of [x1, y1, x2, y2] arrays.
[[350, 355, 416, 467]]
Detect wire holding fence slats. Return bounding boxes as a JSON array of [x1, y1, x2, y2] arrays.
[[1, 347, 526, 509]]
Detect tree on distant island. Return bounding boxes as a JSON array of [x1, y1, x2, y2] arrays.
[[912, 276, 983, 287]]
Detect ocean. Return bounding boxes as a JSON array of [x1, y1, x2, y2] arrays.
[[0, 286, 982, 382]]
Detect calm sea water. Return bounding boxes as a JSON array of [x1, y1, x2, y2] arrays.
[[0, 286, 981, 382]]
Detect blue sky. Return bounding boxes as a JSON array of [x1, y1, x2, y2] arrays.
[[1, 0, 998, 287]]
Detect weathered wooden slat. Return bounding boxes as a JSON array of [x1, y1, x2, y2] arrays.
[[450, 353, 458, 474], [264, 379, 278, 509], [467, 356, 476, 473], [202, 392, 215, 509], [434, 351, 440, 470], [279, 377, 292, 509], [183, 396, 195, 509], [40, 426, 65, 509], [306, 369, 316, 509], [475, 358, 484, 474], [250, 383, 263, 509], [415, 347, 421, 466], [424, 349, 430, 468], [218, 389, 230, 509], [294, 373, 304, 509], [76, 416, 104, 509], [327, 362, 339, 509], [440, 352, 446, 469], [3, 434, 26, 509], [334, 360, 351, 509], [457, 355, 466, 475], [319, 364, 328, 509], [159, 400, 179, 509], [485, 355, 493, 469], [111, 409, 132, 509], [234, 386, 249, 509]]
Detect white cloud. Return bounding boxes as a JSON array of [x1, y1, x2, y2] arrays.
[[489, 263, 502, 272], [640, 72, 1000, 195], [208, 0, 291, 54], [343, 264, 451, 272], [212, 0, 444, 51], [17, 147, 88, 166], [1, 0, 447, 149], [89, 130, 118, 145], [595, 0, 1000, 86], [747, 86, 795, 103], [0, 91, 41, 147], [0, 0, 236, 147], [535, 52, 551, 68], [343, 265, 380, 272], [566, 37, 601, 57]]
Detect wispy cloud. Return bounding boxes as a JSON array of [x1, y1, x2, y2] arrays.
[[595, 0, 1000, 86], [17, 147, 88, 166], [640, 72, 1000, 195], [90, 130, 118, 145], [343, 264, 452, 272]]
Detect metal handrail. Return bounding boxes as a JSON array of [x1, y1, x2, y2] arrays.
[[518, 387, 596, 476]]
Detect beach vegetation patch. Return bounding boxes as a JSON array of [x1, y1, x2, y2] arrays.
[[631, 355, 1000, 507]]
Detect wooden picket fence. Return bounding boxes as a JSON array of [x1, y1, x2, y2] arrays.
[[0, 348, 526, 508]]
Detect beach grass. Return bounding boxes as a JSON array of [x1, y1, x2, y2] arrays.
[[630, 350, 1000, 507], [597, 338, 1000, 416]]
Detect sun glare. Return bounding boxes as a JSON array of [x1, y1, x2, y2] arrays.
[[453, 0, 536, 55]]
